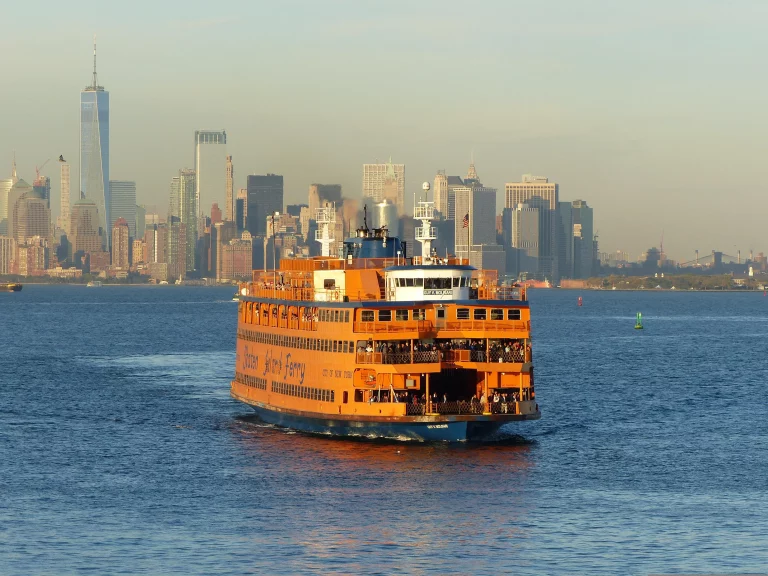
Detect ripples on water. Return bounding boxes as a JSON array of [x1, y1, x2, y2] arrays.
[[1, 286, 767, 574]]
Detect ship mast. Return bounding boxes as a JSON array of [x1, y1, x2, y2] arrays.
[[315, 203, 336, 257], [414, 181, 437, 264]]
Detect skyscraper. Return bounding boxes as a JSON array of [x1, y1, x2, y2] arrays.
[[246, 174, 283, 236], [111, 217, 130, 268], [0, 157, 19, 235], [308, 184, 342, 215], [572, 199, 595, 279], [169, 170, 196, 271], [8, 180, 50, 245], [505, 175, 560, 281], [194, 130, 227, 220], [135, 204, 146, 240], [452, 165, 504, 273], [169, 176, 180, 220], [433, 171, 464, 221], [33, 176, 51, 210], [225, 155, 234, 222], [109, 180, 136, 239], [80, 38, 110, 250], [557, 201, 574, 279], [211, 203, 222, 226], [69, 199, 101, 259], [59, 159, 71, 235], [363, 159, 405, 215], [167, 217, 187, 281]]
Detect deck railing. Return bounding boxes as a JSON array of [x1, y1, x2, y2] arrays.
[[356, 351, 440, 365], [353, 320, 434, 334], [239, 282, 527, 304], [488, 350, 526, 363], [442, 349, 527, 364], [442, 320, 529, 332], [404, 401, 519, 416]]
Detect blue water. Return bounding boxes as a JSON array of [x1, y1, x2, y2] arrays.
[[1, 286, 767, 575]]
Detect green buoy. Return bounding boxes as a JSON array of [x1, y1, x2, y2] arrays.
[[634, 312, 643, 330]]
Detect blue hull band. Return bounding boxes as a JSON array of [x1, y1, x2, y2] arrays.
[[247, 404, 505, 442]]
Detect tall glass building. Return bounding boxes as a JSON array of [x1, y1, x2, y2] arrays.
[[80, 41, 110, 249], [109, 180, 137, 239], [169, 169, 197, 272], [194, 130, 227, 222]]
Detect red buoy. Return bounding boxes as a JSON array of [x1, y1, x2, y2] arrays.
[[578, 296, 583, 307]]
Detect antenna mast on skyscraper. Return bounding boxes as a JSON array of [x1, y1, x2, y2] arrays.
[[92, 34, 98, 89]]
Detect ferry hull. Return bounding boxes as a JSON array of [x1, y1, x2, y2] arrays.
[[236, 395, 536, 442]]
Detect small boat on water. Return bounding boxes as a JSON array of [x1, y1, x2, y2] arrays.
[[1, 283, 22, 292], [86, 281, 103, 287]]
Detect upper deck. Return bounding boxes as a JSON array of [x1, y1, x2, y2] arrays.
[[242, 256, 525, 305]]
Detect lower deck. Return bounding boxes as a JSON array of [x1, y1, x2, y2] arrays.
[[232, 389, 540, 442]]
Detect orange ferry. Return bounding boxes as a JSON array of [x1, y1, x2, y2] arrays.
[[231, 199, 540, 441]]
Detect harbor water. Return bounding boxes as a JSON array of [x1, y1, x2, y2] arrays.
[[1, 286, 767, 574]]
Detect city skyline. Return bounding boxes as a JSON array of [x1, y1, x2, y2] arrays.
[[3, 2, 768, 260]]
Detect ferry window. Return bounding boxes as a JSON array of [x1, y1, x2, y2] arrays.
[[491, 309, 504, 320], [337, 340, 343, 352], [361, 310, 374, 322], [324, 279, 336, 289], [425, 278, 436, 289], [457, 308, 470, 320], [335, 310, 341, 322], [344, 311, 349, 323], [474, 309, 487, 320], [378, 310, 392, 322], [415, 278, 423, 287], [414, 309, 426, 320], [436, 308, 446, 319], [396, 309, 409, 321], [343, 391, 348, 404], [405, 278, 414, 287], [355, 390, 364, 402], [333, 341, 338, 352], [453, 277, 460, 288], [349, 341, 354, 353], [343, 341, 348, 353], [508, 309, 521, 320], [461, 277, 468, 287]]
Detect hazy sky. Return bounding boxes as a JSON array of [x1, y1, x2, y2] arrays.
[[2, 0, 767, 261]]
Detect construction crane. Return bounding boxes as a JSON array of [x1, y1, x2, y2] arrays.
[[35, 158, 51, 182]]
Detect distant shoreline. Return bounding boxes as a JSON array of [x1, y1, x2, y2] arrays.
[[555, 287, 764, 293]]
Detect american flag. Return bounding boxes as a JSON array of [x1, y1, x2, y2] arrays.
[[462, 213, 469, 228]]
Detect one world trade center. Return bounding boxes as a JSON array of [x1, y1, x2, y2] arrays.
[[80, 37, 110, 249]]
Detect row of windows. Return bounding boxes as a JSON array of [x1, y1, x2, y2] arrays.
[[319, 309, 350, 323], [235, 372, 267, 390], [238, 328, 356, 354], [359, 308, 522, 322], [457, 308, 522, 321], [394, 277, 469, 288], [360, 309, 427, 322], [272, 381, 335, 403]]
